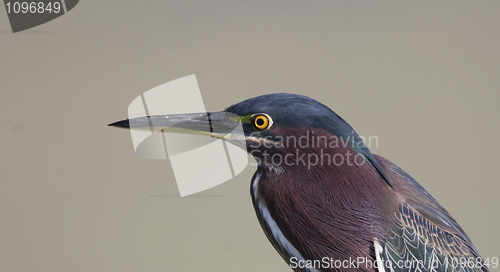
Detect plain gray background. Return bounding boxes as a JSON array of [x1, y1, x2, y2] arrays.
[[1, 1, 498, 271]]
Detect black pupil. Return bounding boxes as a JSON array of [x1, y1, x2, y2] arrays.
[[256, 118, 265, 126]]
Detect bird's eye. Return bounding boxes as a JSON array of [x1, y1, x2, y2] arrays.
[[253, 114, 271, 130]]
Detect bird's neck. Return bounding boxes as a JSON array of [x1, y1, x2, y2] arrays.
[[250, 128, 394, 266]]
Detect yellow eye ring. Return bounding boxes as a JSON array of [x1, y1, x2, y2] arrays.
[[253, 114, 271, 130]]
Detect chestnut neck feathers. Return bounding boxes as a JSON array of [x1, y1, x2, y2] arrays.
[[250, 127, 396, 268]]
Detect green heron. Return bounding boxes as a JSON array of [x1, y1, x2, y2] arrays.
[[110, 93, 488, 272]]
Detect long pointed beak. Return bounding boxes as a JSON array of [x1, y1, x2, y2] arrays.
[[109, 111, 244, 141]]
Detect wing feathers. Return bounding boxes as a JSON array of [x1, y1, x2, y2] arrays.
[[375, 155, 488, 272]]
